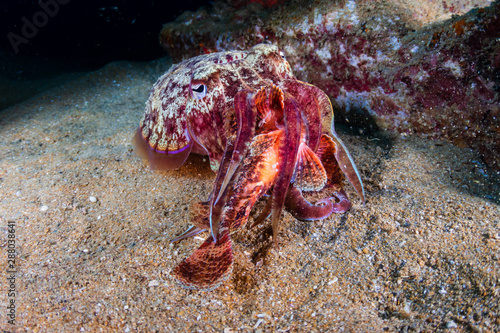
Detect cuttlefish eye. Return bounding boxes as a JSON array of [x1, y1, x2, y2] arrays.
[[279, 50, 286, 59], [191, 83, 207, 100]]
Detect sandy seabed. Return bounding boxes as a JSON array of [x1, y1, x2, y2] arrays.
[[0, 58, 499, 332]]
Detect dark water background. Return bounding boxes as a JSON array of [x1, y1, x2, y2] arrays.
[[0, 0, 212, 111]]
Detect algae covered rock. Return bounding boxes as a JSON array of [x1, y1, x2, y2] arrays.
[[160, 0, 499, 169]]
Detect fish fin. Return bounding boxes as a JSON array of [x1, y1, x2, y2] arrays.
[[171, 229, 233, 291], [292, 142, 327, 191]]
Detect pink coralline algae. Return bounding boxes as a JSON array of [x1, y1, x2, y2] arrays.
[[160, 0, 499, 170]]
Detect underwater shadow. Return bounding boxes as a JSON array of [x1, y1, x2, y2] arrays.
[[335, 106, 499, 205], [420, 140, 500, 205]]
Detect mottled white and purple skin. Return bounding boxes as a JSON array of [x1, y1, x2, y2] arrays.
[[133, 44, 365, 291], [134, 44, 293, 171]]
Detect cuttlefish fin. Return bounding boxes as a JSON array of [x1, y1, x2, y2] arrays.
[[132, 127, 193, 171], [292, 142, 327, 192], [170, 201, 210, 243], [171, 229, 233, 291]]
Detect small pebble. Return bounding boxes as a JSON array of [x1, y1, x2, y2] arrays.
[[253, 319, 263, 329], [89, 196, 97, 203], [40, 205, 48, 212], [446, 320, 457, 328], [328, 277, 338, 285], [148, 280, 160, 287]]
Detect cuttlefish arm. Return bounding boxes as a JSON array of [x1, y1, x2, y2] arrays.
[[268, 89, 302, 244], [283, 79, 323, 151], [170, 201, 211, 243], [285, 186, 351, 221], [208, 89, 257, 242], [287, 79, 365, 204], [329, 124, 365, 203], [171, 228, 233, 291], [171, 129, 282, 290]]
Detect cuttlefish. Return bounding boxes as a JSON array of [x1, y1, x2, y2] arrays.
[[133, 44, 364, 290]]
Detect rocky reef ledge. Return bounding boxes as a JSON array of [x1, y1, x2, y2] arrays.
[[160, 0, 499, 170]]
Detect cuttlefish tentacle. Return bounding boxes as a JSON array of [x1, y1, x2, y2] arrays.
[[330, 189, 352, 213], [250, 196, 272, 229], [214, 89, 258, 204], [170, 226, 205, 243], [285, 186, 333, 220], [208, 140, 234, 242]]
